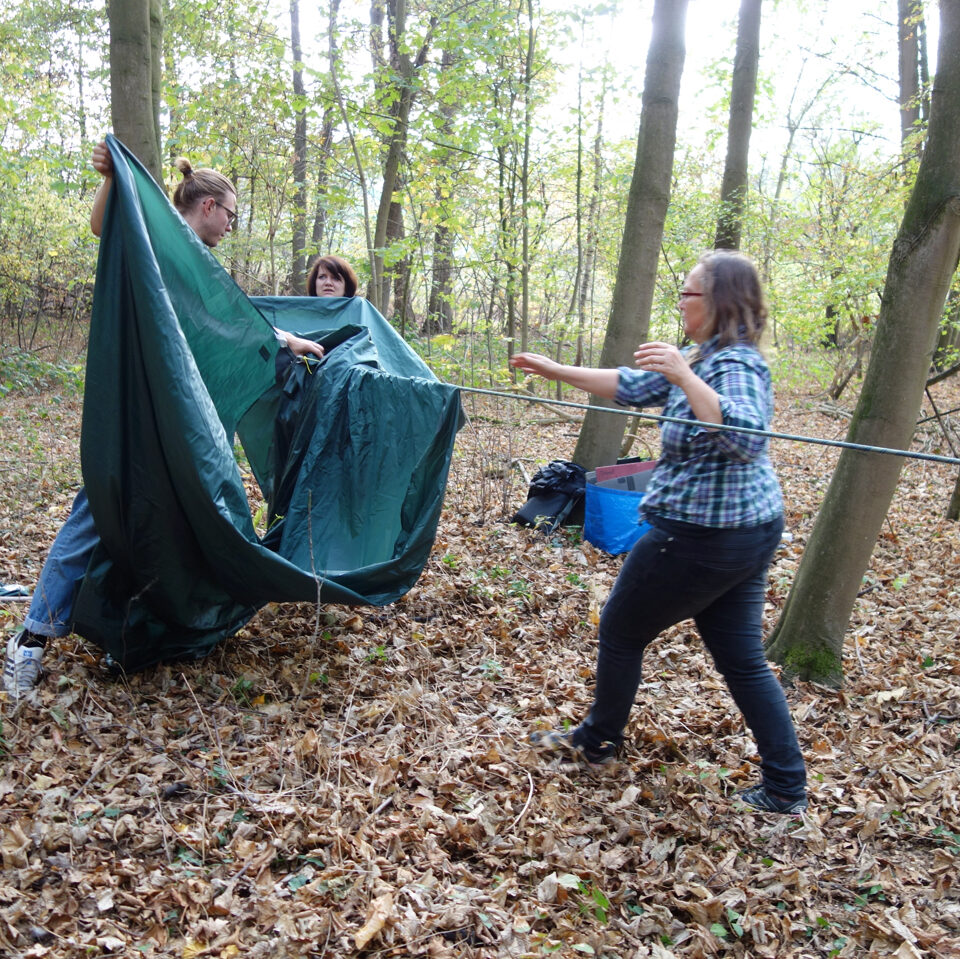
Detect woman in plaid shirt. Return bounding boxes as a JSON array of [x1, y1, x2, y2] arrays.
[[511, 250, 807, 814]]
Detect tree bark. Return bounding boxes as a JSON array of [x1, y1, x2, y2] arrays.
[[387, 195, 410, 326], [767, 0, 960, 686], [308, 0, 339, 265], [108, 0, 163, 184], [898, 0, 923, 145], [423, 48, 458, 336], [577, 77, 607, 369], [572, 0, 687, 469], [289, 0, 308, 292], [368, 0, 433, 314], [426, 219, 455, 334], [496, 78, 519, 365], [519, 0, 535, 354], [714, 0, 761, 250]]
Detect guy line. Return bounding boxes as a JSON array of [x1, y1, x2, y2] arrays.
[[456, 385, 960, 468]]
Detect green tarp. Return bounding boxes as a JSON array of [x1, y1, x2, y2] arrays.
[[72, 136, 461, 672]]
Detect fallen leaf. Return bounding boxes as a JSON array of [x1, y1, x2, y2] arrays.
[[354, 892, 394, 950]]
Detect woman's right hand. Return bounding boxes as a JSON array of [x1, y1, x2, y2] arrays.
[[510, 352, 562, 381], [92, 141, 113, 178], [90, 141, 114, 237]]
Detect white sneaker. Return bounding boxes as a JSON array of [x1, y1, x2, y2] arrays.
[[3, 630, 44, 698]]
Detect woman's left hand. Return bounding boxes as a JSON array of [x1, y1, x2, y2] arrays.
[[634, 341, 691, 386], [283, 333, 325, 359]]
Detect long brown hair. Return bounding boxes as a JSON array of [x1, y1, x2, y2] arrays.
[[697, 250, 768, 347]]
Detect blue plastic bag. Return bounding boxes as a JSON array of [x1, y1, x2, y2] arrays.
[[584, 481, 652, 555]]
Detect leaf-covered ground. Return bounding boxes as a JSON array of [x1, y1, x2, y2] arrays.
[[1, 371, 959, 958]]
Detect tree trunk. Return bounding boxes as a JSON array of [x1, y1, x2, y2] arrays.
[[308, 0, 340, 267], [572, 0, 687, 470], [387, 195, 410, 325], [423, 48, 458, 336], [898, 0, 923, 145], [498, 131, 519, 363], [576, 86, 607, 368], [766, 0, 960, 686], [76, 23, 88, 143], [108, 0, 163, 184], [289, 0, 308, 292], [714, 0, 761, 250], [427, 220, 455, 334], [368, 0, 432, 314], [309, 110, 335, 261], [519, 0, 535, 354]]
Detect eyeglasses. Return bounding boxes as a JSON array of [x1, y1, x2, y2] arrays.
[[214, 200, 239, 227], [678, 291, 704, 300]]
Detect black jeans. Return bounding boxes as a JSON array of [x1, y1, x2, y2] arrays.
[[578, 513, 807, 799]]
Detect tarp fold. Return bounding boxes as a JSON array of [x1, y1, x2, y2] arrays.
[[72, 136, 461, 672]]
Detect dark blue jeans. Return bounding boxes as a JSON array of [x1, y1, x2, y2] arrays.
[[578, 514, 806, 800]]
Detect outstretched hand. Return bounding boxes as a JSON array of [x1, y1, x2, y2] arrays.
[[510, 352, 562, 381]]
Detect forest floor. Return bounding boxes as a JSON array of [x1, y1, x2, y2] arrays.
[[1, 364, 960, 959]]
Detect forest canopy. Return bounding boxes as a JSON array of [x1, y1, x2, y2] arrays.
[[0, 0, 938, 394]]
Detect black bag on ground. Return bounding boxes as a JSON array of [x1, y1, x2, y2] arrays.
[[512, 460, 587, 533]]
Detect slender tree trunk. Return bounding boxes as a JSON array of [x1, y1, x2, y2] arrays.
[[108, 0, 163, 183], [371, 109, 409, 310], [566, 64, 606, 370], [388, 195, 409, 324], [163, 30, 178, 174], [576, 86, 607, 368], [427, 220, 455, 334], [767, 0, 960, 686], [149, 0, 161, 167], [898, 0, 923, 144], [423, 49, 458, 335], [498, 130, 519, 362], [567, 49, 585, 360], [572, 0, 687, 469], [759, 53, 837, 339], [289, 0, 308, 292], [76, 25, 88, 142], [919, 11, 931, 122], [307, 0, 340, 262], [714, 0, 761, 250], [368, 0, 433, 314], [519, 0, 535, 354], [309, 110, 335, 261]]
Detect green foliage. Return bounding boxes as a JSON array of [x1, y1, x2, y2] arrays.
[[229, 676, 255, 705], [854, 875, 886, 905], [0, 0, 927, 420], [930, 824, 960, 849], [710, 907, 745, 940], [480, 659, 503, 679], [0, 348, 84, 397], [555, 874, 611, 925]]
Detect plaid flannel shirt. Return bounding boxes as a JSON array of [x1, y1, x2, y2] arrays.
[[615, 337, 783, 528]]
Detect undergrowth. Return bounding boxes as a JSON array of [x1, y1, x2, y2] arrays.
[[0, 348, 84, 399]]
